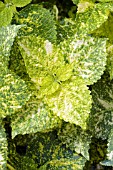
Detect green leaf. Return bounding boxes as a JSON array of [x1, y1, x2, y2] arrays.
[[13, 4, 57, 43], [75, 3, 112, 36], [0, 1, 5, 12], [56, 63, 74, 82], [38, 157, 86, 170], [77, 1, 94, 13], [0, 6, 15, 27], [57, 123, 92, 160], [26, 132, 86, 169], [44, 76, 92, 130], [18, 36, 73, 97], [11, 96, 62, 138], [0, 120, 8, 170], [91, 13, 113, 43], [88, 72, 113, 139], [107, 128, 113, 160], [36, 73, 60, 98], [60, 35, 107, 85], [72, 0, 79, 5], [97, 0, 113, 2], [12, 0, 32, 7], [106, 42, 113, 80], [0, 24, 23, 67], [100, 128, 113, 166], [0, 68, 31, 118]]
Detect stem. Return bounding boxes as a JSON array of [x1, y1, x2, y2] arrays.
[[7, 163, 15, 170]]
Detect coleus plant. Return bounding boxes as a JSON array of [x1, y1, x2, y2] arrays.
[[1, 0, 113, 169]]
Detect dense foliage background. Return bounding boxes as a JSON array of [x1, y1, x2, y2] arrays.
[[1, 0, 113, 169]]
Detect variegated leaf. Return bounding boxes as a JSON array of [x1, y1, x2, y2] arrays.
[[60, 35, 107, 85], [44, 76, 92, 130], [0, 25, 23, 67], [11, 96, 62, 138], [88, 72, 113, 139], [0, 68, 31, 118], [0, 121, 8, 170], [57, 122, 92, 160], [12, 4, 57, 43]]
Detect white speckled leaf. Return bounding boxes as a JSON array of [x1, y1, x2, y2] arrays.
[[11, 96, 62, 138], [0, 121, 8, 170], [0, 68, 31, 118], [26, 132, 86, 169], [57, 123, 92, 160], [88, 73, 113, 139], [44, 76, 92, 130], [13, 4, 57, 43], [0, 24, 23, 67], [100, 128, 113, 166], [60, 35, 107, 85], [75, 3, 113, 35], [18, 36, 73, 98], [107, 128, 113, 160]]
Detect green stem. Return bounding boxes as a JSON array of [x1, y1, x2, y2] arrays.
[[7, 163, 15, 170]]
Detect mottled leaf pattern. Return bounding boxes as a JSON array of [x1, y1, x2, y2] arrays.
[[12, 4, 57, 43], [100, 128, 113, 166], [107, 128, 113, 160], [0, 68, 31, 118], [11, 96, 62, 138], [88, 73, 113, 139], [75, 3, 112, 36], [26, 132, 86, 169], [0, 25, 23, 67], [44, 76, 92, 129], [0, 121, 8, 170], [57, 123, 92, 160], [60, 35, 107, 85], [91, 13, 113, 42], [18, 36, 73, 98]]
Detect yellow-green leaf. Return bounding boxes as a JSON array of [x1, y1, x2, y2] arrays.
[[12, 0, 32, 7]]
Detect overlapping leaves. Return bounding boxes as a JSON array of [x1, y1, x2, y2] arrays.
[[26, 132, 86, 170], [11, 95, 62, 138], [44, 76, 92, 129], [0, 0, 32, 27], [18, 35, 92, 129], [75, 2, 113, 36], [100, 128, 113, 166], [60, 35, 107, 85], [13, 4, 57, 43], [88, 72, 113, 139], [18, 36, 73, 97], [57, 122, 92, 160], [0, 25, 23, 67], [0, 67, 31, 118]]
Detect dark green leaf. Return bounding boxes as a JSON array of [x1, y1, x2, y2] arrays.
[[13, 4, 57, 43], [0, 25, 23, 67]]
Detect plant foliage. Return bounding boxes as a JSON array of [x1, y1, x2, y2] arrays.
[[1, 0, 113, 169]]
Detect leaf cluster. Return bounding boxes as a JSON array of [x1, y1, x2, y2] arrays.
[[1, 0, 113, 169]]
